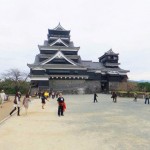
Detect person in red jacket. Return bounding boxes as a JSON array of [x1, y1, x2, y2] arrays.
[[57, 93, 65, 117]]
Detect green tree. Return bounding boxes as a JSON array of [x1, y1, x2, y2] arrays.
[[137, 82, 150, 92]]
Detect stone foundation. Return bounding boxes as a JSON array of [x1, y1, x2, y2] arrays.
[[109, 82, 119, 91], [33, 80, 127, 94], [49, 80, 101, 94]]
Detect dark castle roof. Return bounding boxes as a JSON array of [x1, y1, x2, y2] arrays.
[[27, 23, 129, 76]]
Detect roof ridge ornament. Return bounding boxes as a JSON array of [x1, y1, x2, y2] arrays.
[[53, 23, 66, 31], [106, 48, 113, 53]]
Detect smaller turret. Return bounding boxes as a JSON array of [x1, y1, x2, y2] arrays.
[[99, 49, 120, 67]]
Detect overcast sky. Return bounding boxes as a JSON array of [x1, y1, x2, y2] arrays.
[[0, 0, 150, 80]]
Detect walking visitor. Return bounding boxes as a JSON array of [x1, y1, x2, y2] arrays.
[[93, 93, 98, 103], [111, 92, 117, 103], [144, 92, 149, 104], [52, 91, 55, 99], [56, 91, 59, 98], [44, 91, 49, 99], [10, 92, 21, 116], [133, 92, 137, 102], [18, 91, 22, 99], [23, 94, 31, 115], [41, 92, 47, 109], [38, 91, 41, 98]]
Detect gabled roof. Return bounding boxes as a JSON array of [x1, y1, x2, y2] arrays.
[[49, 38, 69, 47], [40, 51, 77, 66], [53, 23, 66, 31]]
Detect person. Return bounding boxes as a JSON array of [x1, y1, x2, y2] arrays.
[[144, 92, 149, 104], [52, 91, 55, 99], [49, 91, 52, 98], [23, 94, 31, 115], [18, 91, 22, 99], [57, 93, 65, 116], [133, 92, 137, 102], [38, 91, 41, 99], [35, 91, 38, 97], [10, 92, 21, 116], [0, 90, 6, 108], [93, 93, 98, 103], [44, 91, 49, 99], [111, 92, 117, 103], [56, 91, 59, 98], [41, 92, 47, 109]]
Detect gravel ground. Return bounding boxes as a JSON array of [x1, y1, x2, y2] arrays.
[[0, 94, 150, 150]]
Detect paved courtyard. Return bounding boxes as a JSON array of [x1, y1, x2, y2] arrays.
[[0, 94, 150, 150]]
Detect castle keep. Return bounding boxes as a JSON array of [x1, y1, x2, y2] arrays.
[[27, 23, 129, 93]]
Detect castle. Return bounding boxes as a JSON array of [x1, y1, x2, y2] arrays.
[[27, 23, 129, 94]]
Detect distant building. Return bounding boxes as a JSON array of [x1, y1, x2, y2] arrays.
[[27, 23, 129, 94]]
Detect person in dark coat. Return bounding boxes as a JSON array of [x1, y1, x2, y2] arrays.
[[57, 93, 65, 116], [94, 93, 98, 103], [38, 91, 41, 99], [111, 92, 117, 103], [144, 92, 149, 104]]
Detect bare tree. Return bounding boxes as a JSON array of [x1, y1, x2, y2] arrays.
[[2, 68, 29, 81], [2, 68, 29, 92]]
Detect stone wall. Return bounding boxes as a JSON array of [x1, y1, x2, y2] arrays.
[[109, 82, 119, 91], [49, 80, 101, 94]]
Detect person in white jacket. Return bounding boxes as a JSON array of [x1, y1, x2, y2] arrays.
[[10, 92, 21, 116], [0, 90, 6, 108]]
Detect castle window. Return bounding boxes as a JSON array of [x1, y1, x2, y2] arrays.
[[114, 57, 117, 60], [74, 71, 78, 74]]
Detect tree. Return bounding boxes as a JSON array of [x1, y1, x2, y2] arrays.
[[2, 68, 26, 81], [137, 82, 150, 92], [1, 68, 29, 94], [127, 81, 138, 92]]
